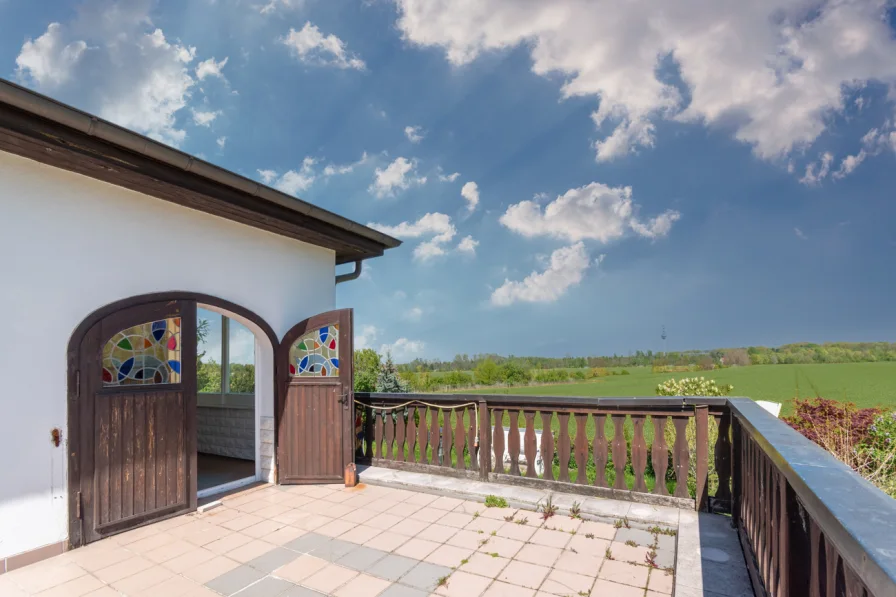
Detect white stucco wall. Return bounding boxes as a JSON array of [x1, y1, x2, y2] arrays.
[[0, 151, 337, 559]]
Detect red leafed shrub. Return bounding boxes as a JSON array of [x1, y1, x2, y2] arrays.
[[784, 397, 882, 449]]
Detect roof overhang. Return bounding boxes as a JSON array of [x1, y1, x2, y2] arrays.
[[0, 79, 401, 265]]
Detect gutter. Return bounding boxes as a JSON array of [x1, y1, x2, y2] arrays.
[[0, 78, 401, 251], [335, 260, 363, 285]]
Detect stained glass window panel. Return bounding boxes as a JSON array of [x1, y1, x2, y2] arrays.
[[102, 318, 181, 386], [289, 324, 339, 376]]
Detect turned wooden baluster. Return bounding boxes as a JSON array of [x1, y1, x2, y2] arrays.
[[417, 407, 428, 464], [672, 416, 690, 498], [467, 407, 479, 471], [429, 408, 439, 465], [364, 406, 375, 458], [651, 416, 669, 496], [558, 412, 571, 483], [715, 411, 732, 505], [395, 409, 406, 462], [523, 411, 537, 479], [593, 414, 608, 488], [374, 409, 384, 460], [541, 411, 555, 481], [384, 411, 394, 460], [442, 409, 452, 467], [611, 415, 628, 490], [630, 415, 648, 493], [574, 413, 588, 485], [454, 408, 466, 470], [406, 406, 417, 463], [508, 410, 521, 476], [492, 409, 505, 474]]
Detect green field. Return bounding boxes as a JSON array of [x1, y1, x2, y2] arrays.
[[465, 362, 896, 415]]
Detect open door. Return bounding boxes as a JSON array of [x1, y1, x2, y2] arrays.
[[277, 309, 354, 484], [72, 300, 197, 546]]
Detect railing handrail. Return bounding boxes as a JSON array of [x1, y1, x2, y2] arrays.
[[355, 392, 728, 409], [728, 397, 896, 595]]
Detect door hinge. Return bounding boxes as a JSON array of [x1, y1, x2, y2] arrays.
[[75, 491, 82, 519], [74, 370, 80, 400]]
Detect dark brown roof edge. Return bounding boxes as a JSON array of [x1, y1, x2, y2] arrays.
[[0, 78, 401, 251]]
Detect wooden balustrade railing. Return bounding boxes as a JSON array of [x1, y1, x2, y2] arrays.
[[356, 394, 731, 510], [729, 398, 896, 597]]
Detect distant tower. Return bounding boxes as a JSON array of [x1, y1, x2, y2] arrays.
[[661, 325, 667, 356]]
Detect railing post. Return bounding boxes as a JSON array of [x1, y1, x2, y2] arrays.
[[478, 398, 490, 481], [731, 414, 742, 529], [695, 404, 709, 511]]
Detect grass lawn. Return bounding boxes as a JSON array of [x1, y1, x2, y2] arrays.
[[463, 362, 896, 415]]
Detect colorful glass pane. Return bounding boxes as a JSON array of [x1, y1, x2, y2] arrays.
[[289, 324, 339, 377], [102, 318, 181, 386]]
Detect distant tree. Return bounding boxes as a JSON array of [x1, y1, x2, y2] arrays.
[[229, 364, 255, 393], [376, 354, 409, 393], [499, 361, 531, 386], [722, 348, 750, 367], [474, 358, 502, 386], [354, 348, 381, 392]]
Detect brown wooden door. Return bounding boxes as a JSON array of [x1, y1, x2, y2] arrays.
[[72, 300, 197, 546], [277, 309, 353, 484]]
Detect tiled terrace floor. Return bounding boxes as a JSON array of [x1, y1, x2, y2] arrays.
[[0, 482, 681, 597]]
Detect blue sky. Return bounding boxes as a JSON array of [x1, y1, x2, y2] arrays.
[[4, 0, 896, 362]]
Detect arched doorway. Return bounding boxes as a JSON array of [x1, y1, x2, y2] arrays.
[[66, 293, 279, 548]]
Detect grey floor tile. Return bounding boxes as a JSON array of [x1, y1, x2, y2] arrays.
[[312, 538, 358, 562], [206, 565, 268, 596], [248, 548, 301, 573], [379, 584, 430, 597], [399, 562, 453, 592], [615, 528, 656, 546], [656, 534, 676, 552], [654, 548, 675, 569], [284, 533, 332, 554], [335, 546, 389, 571], [366, 554, 418, 582], [280, 586, 328, 597], [234, 576, 296, 597]]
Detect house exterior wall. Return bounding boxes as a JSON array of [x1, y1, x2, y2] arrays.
[[0, 151, 336, 560]]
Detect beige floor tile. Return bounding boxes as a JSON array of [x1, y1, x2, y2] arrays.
[[434, 570, 491, 597], [181, 555, 239, 584], [241, 519, 285, 538], [451, 501, 483, 516], [365, 498, 403, 513], [274, 554, 329, 583], [404, 492, 440, 506], [144, 538, 197, 564], [316, 518, 358, 538], [339, 525, 382, 545], [179, 585, 222, 597], [610, 541, 649, 565], [568, 535, 610, 558], [341, 508, 379, 524], [146, 515, 194, 533], [366, 513, 403, 530], [465, 517, 504, 534], [324, 491, 355, 504], [409, 508, 446, 524], [199, 507, 242, 526], [394, 537, 441, 560], [482, 580, 535, 597], [34, 573, 103, 597], [332, 573, 392, 597], [475, 536, 523, 559], [647, 569, 674, 594], [539, 569, 595, 596], [321, 503, 356, 519], [83, 587, 123, 596], [110, 525, 160, 546], [429, 496, 465, 511], [598, 560, 649, 588], [278, 496, 315, 510], [301, 563, 358, 593], [424, 544, 474, 568], [390, 518, 430, 537], [495, 522, 537, 542], [264, 525, 307, 545], [185, 525, 233, 547], [93, 556, 154, 584], [110, 564, 175, 594], [0, 576, 29, 597], [446, 530, 487, 550], [439, 512, 475, 529], [461, 552, 510, 579], [205, 532, 253, 555], [363, 530, 408, 552], [541, 517, 581, 534], [169, 520, 216, 538], [590, 579, 644, 597], [302, 500, 339, 516], [497, 560, 550, 590], [254, 504, 292, 519], [514, 543, 562, 567], [127, 532, 178, 554], [219, 513, 265, 531], [66, 544, 134, 572], [553, 551, 603, 577], [161, 547, 216, 573], [303, 487, 337, 499], [226, 539, 277, 563], [479, 506, 514, 521], [134, 574, 205, 597], [417, 524, 458, 544], [579, 521, 617, 541], [529, 528, 571, 549], [292, 514, 334, 532]]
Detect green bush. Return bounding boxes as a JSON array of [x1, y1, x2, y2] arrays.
[[500, 362, 532, 386], [656, 377, 733, 396], [442, 370, 474, 388], [474, 359, 502, 386], [533, 369, 570, 383]]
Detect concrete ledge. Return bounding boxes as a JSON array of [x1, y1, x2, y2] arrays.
[[675, 510, 753, 597]]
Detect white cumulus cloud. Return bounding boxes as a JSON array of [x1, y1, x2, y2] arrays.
[[195, 56, 228, 81], [257, 157, 316, 196], [355, 325, 379, 350], [800, 152, 834, 186], [491, 242, 591, 306], [404, 307, 423, 321], [281, 22, 365, 70], [500, 182, 679, 243], [216, 136, 227, 149], [368, 157, 427, 198], [380, 337, 425, 361], [394, 0, 896, 162], [368, 212, 456, 262], [461, 181, 480, 212], [191, 108, 221, 127], [457, 235, 479, 255], [438, 171, 461, 183], [405, 125, 425, 143]]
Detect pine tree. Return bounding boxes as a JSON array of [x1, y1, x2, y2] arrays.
[[376, 354, 409, 393]]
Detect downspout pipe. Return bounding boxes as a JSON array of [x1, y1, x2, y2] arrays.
[[335, 260, 363, 285]]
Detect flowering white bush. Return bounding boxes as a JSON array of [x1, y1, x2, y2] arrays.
[[656, 376, 733, 397]]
